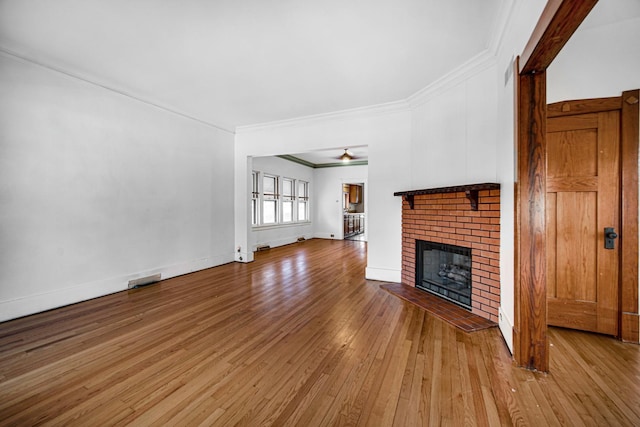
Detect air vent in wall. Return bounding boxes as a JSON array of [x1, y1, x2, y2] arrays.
[[128, 273, 161, 289]]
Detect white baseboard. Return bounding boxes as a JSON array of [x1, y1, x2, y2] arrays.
[[365, 267, 401, 283], [498, 306, 514, 354], [0, 254, 233, 323], [235, 251, 254, 262], [313, 232, 340, 240], [253, 234, 314, 251]]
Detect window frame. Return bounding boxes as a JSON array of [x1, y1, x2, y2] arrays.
[[261, 174, 279, 225], [297, 180, 309, 222], [281, 177, 295, 223], [251, 171, 260, 226], [251, 172, 310, 228]]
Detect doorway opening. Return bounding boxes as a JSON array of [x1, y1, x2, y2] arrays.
[[515, 0, 639, 372], [343, 182, 366, 241]]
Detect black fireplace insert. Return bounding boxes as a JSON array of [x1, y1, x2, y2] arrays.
[[415, 240, 472, 310]]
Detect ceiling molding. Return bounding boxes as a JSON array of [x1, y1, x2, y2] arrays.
[[277, 155, 316, 168], [1, 0, 515, 136], [236, 49, 499, 133], [406, 50, 498, 108], [235, 1, 513, 131], [0, 48, 236, 134], [236, 99, 410, 134], [314, 160, 368, 169], [278, 155, 368, 169]]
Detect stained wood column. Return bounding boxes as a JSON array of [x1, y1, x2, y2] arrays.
[[514, 0, 598, 372], [515, 71, 548, 371]]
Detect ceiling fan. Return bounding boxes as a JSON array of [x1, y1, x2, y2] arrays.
[[338, 148, 357, 162]]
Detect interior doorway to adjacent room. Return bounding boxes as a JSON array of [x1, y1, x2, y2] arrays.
[[342, 182, 366, 242]]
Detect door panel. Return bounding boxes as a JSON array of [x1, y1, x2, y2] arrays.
[[546, 108, 620, 335], [555, 191, 597, 301]]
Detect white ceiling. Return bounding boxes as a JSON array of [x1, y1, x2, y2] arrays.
[[2, 0, 635, 136], [0, 0, 504, 131]]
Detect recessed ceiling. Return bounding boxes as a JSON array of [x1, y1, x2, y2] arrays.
[[285, 146, 369, 167], [0, 0, 504, 131]]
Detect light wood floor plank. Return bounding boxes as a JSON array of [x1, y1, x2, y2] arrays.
[[1, 239, 639, 426]]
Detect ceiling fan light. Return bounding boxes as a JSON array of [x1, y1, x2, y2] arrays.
[[340, 149, 352, 162]]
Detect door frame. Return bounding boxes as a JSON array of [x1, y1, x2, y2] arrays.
[[514, 0, 640, 371]]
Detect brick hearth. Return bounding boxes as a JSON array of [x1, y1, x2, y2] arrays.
[[397, 186, 500, 322]]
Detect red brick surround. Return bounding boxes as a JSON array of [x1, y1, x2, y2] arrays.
[[400, 189, 500, 322]]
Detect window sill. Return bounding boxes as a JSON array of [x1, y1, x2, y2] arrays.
[[252, 221, 312, 231]]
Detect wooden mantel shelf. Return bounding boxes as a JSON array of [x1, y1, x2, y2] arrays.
[[394, 183, 500, 210]]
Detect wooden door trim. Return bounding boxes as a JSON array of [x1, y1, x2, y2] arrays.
[[515, 0, 599, 372], [517, 0, 640, 370], [520, 0, 598, 74], [621, 89, 640, 342], [547, 97, 622, 118]]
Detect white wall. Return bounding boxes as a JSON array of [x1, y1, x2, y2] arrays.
[[234, 106, 412, 281], [251, 156, 314, 249], [314, 165, 368, 240], [548, 16, 640, 103], [0, 52, 235, 322], [409, 63, 498, 188]]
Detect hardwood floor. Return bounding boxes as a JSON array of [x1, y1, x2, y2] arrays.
[[0, 239, 639, 426]]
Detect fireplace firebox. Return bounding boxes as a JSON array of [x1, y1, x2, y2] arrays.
[[416, 240, 472, 310]]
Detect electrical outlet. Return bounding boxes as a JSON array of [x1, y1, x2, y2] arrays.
[[330, 234, 334, 238]]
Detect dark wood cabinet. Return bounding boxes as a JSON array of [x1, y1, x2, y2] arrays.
[[343, 214, 365, 237], [348, 185, 362, 204]]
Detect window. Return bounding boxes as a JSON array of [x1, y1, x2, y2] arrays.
[[282, 178, 294, 223], [262, 175, 278, 224], [251, 171, 259, 226], [251, 171, 310, 227], [298, 180, 309, 221]]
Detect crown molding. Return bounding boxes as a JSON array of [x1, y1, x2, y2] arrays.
[[237, 50, 500, 134], [406, 50, 498, 108], [277, 155, 368, 169], [314, 160, 368, 169], [0, 48, 236, 134], [405, 0, 512, 108], [3, 0, 515, 137], [236, 99, 410, 134], [277, 155, 316, 168]]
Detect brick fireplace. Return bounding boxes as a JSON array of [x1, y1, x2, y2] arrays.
[[395, 184, 500, 322]]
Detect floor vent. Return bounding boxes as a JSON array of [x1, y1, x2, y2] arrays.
[[128, 273, 161, 289], [257, 245, 271, 252]]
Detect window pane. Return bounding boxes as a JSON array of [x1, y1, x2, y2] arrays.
[[282, 201, 293, 222], [298, 201, 308, 221], [263, 176, 276, 195], [298, 181, 308, 198], [251, 199, 258, 225], [283, 179, 293, 197], [252, 171, 259, 193], [263, 200, 277, 224]]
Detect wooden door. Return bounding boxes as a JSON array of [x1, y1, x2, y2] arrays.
[[546, 101, 621, 335]]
